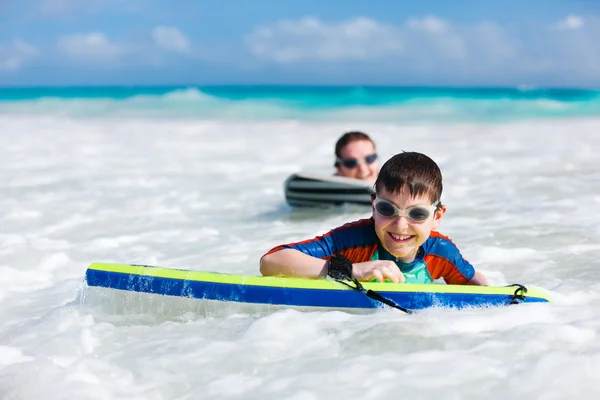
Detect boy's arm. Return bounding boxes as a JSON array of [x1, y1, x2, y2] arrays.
[[469, 271, 489, 286], [260, 248, 405, 283], [425, 233, 488, 285], [260, 249, 329, 278], [259, 219, 384, 279]]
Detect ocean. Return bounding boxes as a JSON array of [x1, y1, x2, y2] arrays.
[[1, 85, 599, 399], [1, 85, 599, 122]]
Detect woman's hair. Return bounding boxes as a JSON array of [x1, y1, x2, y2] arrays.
[[334, 131, 375, 165]]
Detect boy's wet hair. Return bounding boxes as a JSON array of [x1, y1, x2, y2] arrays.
[[375, 151, 443, 206], [334, 131, 375, 159]]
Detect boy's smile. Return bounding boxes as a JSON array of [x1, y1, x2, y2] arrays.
[[373, 188, 445, 263], [388, 233, 415, 243]]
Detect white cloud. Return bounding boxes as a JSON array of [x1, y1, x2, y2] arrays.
[[41, 0, 138, 14], [406, 16, 448, 33], [245, 17, 404, 63], [469, 22, 518, 62], [548, 16, 600, 77], [0, 39, 39, 71], [41, 0, 73, 13], [0, 57, 21, 71], [405, 17, 468, 61], [57, 33, 124, 61], [152, 26, 191, 54], [245, 16, 489, 64], [556, 14, 584, 30], [13, 39, 39, 58], [244, 15, 600, 82]]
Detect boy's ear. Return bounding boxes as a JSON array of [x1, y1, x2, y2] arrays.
[[370, 193, 376, 215], [431, 205, 447, 229]]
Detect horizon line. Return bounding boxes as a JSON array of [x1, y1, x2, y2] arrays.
[[0, 83, 598, 91]]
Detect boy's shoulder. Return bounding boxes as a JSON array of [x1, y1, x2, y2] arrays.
[[422, 231, 462, 256], [428, 230, 455, 241], [330, 217, 374, 233], [329, 217, 378, 247]]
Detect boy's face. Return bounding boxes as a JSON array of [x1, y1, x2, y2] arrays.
[[372, 187, 446, 263]]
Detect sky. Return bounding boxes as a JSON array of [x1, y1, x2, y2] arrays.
[[0, 0, 599, 87]]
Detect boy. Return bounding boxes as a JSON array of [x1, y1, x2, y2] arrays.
[[260, 151, 488, 286]]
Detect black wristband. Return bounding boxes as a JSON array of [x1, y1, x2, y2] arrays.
[[327, 254, 353, 280]]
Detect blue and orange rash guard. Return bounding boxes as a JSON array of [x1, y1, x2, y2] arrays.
[[262, 218, 476, 285]]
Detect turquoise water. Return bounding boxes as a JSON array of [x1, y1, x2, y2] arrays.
[[1, 85, 599, 122]]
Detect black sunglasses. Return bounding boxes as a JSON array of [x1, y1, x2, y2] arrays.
[[336, 153, 378, 169]]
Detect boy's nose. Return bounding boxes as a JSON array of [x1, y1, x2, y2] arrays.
[[394, 215, 410, 229]]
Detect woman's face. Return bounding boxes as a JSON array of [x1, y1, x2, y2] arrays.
[[336, 140, 379, 183]]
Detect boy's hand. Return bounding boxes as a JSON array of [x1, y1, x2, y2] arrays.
[[351, 261, 405, 283]]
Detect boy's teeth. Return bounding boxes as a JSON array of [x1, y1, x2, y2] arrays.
[[391, 233, 411, 240]]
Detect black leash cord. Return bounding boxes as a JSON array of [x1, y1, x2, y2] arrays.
[[327, 254, 413, 314], [505, 283, 528, 304]]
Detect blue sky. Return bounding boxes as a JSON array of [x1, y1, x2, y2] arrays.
[[1, 0, 599, 87]]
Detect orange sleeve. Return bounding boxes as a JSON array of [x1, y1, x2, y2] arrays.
[[425, 254, 472, 285]]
